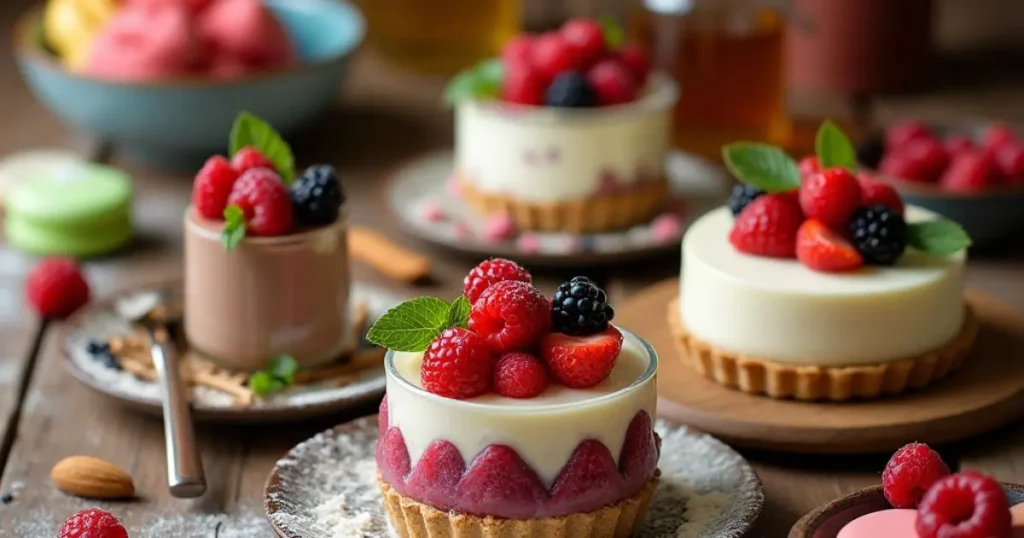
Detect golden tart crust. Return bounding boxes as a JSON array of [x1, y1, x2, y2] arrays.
[[668, 297, 979, 401]]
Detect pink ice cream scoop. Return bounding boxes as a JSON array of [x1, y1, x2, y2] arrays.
[[198, 0, 296, 73], [85, 3, 202, 81]]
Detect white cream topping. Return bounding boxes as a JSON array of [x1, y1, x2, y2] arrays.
[[680, 206, 966, 365], [384, 330, 658, 487], [454, 76, 677, 203]]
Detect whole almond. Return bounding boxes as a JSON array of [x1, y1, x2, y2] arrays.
[[51, 456, 135, 500]]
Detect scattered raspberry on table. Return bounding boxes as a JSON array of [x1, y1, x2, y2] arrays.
[[58, 508, 129, 538], [26, 257, 90, 320]]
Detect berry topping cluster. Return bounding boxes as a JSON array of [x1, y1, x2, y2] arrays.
[[879, 443, 1013, 538], [445, 18, 652, 108], [190, 113, 345, 250], [877, 120, 1024, 192], [723, 121, 972, 273], [368, 258, 624, 400]]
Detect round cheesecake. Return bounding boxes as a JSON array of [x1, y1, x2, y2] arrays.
[[454, 75, 678, 233], [377, 328, 660, 537], [673, 205, 976, 400]]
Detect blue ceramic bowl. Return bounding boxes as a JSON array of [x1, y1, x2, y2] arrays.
[[14, 0, 364, 165]]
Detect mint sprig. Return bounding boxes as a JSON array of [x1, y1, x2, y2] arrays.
[[443, 59, 504, 106], [229, 112, 295, 184], [600, 16, 625, 51], [222, 204, 246, 251], [367, 296, 473, 352], [908, 219, 972, 255], [247, 355, 298, 397], [722, 143, 801, 193], [815, 119, 857, 171]]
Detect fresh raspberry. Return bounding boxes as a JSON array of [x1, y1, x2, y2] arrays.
[[940, 151, 998, 192], [882, 442, 951, 509], [944, 135, 976, 157], [531, 32, 581, 80], [615, 43, 651, 86], [501, 34, 534, 67], [541, 326, 623, 388], [192, 155, 240, 219], [586, 59, 638, 106], [799, 167, 863, 226], [463, 258, 532, 304], [26, 258, 90, 319], [501, 64, 547, 106], [560, 19, 606, 68], [421, 328, 495, 399], [906, 138, 951, 181], [879, 152, 935, 184], [798, 156, 821, 178], [796, 219, 863, 272], [916, 471, 1011, 538], [469, 281, 551, 353], [493, 352, 548, 398], [885, 120, 933, 152], [58, 508, 129, 538], [996, 144, 1024, 183], [981, 124, 1017, 156], [856, 174, 905, 215], [728, 193, 804, 258], [230, 146, 275, 174], [226, 168, 293, 236]]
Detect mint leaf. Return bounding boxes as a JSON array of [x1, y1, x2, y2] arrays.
[[269, 355, 298, 385], [908, 219, 972, 255], [247, 371, 285, 397], [221, 204, 246, 250], [443, 59, 504, 106], [815, 119, 857, 171], [367, 297, 453, 351], [229, 112, 295, 184], [247, 354, 299, 398], [601, 16, 625, 50], [722, 143, 801, 193], [447, 296, 471, 329]]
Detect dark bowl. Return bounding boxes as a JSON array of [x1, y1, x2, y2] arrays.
[[857, 122, 1024, 247], [789, 483, 1024, 538]]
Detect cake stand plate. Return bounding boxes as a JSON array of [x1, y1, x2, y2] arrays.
[[385, 151, 729, 267], [265, 415, 764, 538], [617, 279, 1024, 454], [61, 281, 406, 424]]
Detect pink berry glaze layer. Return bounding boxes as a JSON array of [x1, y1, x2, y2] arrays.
[[376, 397, 660, 520]]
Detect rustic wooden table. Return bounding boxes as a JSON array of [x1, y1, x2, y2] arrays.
[[2, 3, 1024, 536]]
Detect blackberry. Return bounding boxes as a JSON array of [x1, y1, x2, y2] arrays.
[[86, 340, 109, 356], [1, 493, 11, 504], [545, 72, 598, 108], [291, 165, 344, 226], [848, 204, 908, 265], [727, 184, 764, 216], [551, 276, 615, 336]]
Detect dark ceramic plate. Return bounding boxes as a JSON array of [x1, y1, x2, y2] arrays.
[[790, 483, 1024, 538]]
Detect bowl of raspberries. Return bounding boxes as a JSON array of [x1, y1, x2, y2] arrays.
[[858, 120, 1024, 246]]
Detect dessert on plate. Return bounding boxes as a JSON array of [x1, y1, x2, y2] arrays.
[[672, 121, 975, 401], [185, 112, 350, 372], [369, 259, 660, 537], [445, 18, 678, 234]]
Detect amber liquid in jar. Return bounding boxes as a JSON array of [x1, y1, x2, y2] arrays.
[[357, 0, 521, 76], [630, 0, 791, 158]]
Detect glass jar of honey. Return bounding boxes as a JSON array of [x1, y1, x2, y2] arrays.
[[629, 0, 791, 159], [356, 0, 521, 76]]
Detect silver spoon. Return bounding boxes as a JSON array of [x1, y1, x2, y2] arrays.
[[116, 290, 206, 498]]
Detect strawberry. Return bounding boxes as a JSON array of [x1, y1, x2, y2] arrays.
[[501, 63, 546, 106], [540, 326, 623, 389], [940, 151, 999, 192], [799, 167, 863, 226], [798, 156, 821, 178], [996, 144, 1024, 183], [614, 43, 651, 85], [728, 193, 804, 258], [586, 59, 638, 105], [531, 33, 581, 80], [981, 124, 1017, 156], [796, 219, 863, 272], [856, 174, 905, 215], [560, 19, 606, 69], [501, 34, 534, 67]]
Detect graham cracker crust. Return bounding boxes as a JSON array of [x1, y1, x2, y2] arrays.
[[456, 175, 668, 234], [379, 472, 659, 538], [668, 298, 979, 401]]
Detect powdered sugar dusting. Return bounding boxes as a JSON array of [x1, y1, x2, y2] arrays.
[[63, 283, 405, 416], [266, 417, 762, 538]]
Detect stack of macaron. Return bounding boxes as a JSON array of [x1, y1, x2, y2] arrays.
[[2, 153, 132, 257], [44, 0, 296, 81]]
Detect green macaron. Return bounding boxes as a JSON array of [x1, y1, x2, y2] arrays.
[[4, 157, 133, 257]]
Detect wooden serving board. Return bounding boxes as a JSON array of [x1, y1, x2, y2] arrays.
[[617, 279, 1024, 454]]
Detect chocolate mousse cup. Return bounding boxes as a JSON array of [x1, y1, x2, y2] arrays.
[[183, 207, 351, 372]]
